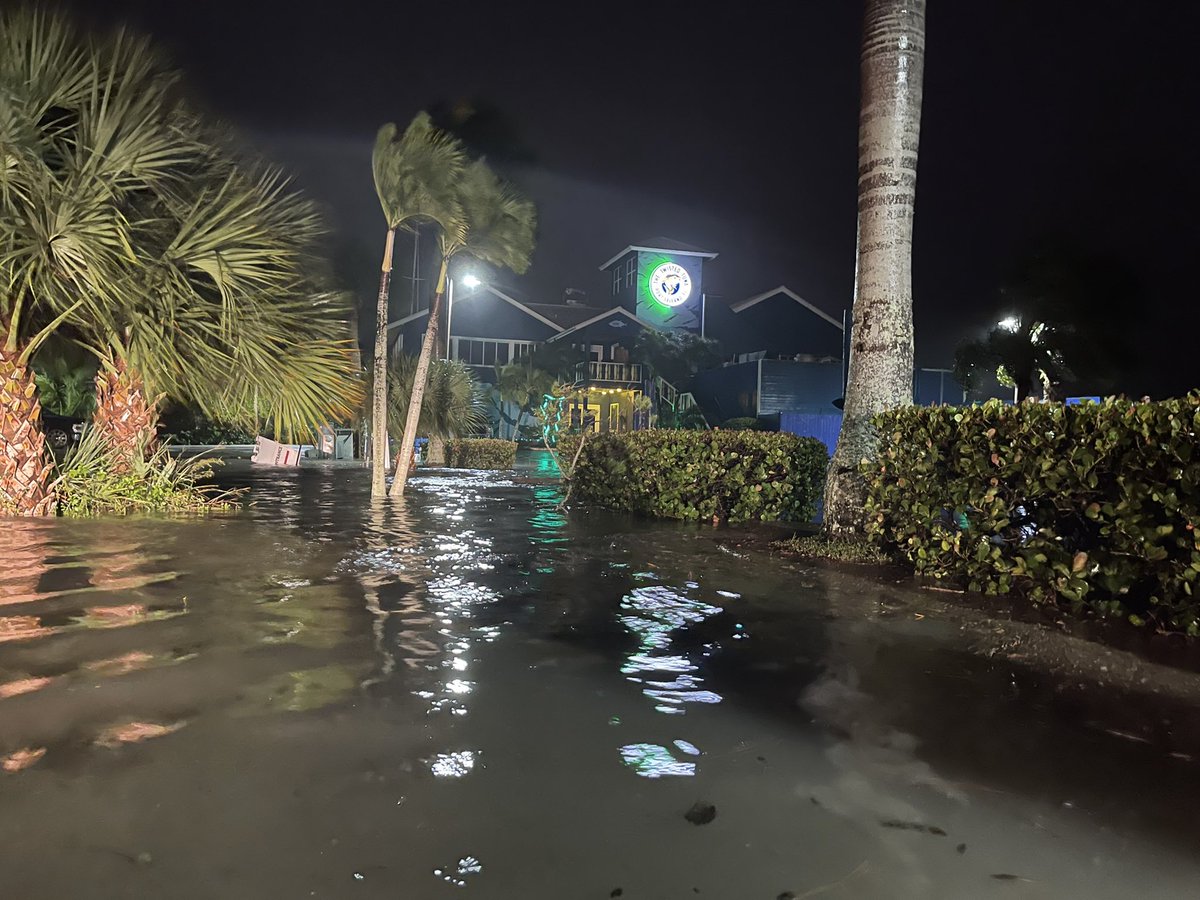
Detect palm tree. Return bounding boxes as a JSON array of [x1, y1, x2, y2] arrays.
[[389, 158, 536, 498], [384, 354, 486, 458], [369, 113, 465, 497], [78, 161, 361, 465], [2, 10, 362, 499], [824, 0, 927, 536], [494, 361, 554, 440], [0, 9, 157, 513]]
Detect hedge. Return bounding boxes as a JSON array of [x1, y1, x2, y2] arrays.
[[444, 438, 517, 470], [559, 430, 827, 523], [865, 396, 1200, 632], [719, 417, 766, 431]]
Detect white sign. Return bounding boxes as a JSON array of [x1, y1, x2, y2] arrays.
[[252, 436, 302, 467], [648, 262, 692, 307]]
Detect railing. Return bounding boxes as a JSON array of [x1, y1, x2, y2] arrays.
[[576, 361, 644, 384], [654, 375, 678, 409]]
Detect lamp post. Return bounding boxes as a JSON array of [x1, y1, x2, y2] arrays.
[[997, 316, 1020, 403], [445, 273, 481, 360]]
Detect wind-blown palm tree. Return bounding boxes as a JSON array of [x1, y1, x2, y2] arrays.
[[824, 0, 927, 535], [390, 158, 536, 498], [1, 9, 362, 504], [369, 113, 465, 497], [0, 10, 165, 513]]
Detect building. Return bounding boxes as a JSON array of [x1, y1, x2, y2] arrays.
[[388, 236, 991, 439]]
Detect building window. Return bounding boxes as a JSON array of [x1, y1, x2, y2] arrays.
[[612, 266, 621, 295], [454, 338, 539, 367], [625, 256, 636, 288]]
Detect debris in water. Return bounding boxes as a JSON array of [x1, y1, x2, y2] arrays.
[[684, 801, 717, 825], [957, 843, 967, 854], [674, 739, 701, 756], [991, 873, 1021, 881], [610, 889, 623, 898]]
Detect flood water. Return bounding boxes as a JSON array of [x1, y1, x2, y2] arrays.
[[2, 451, 1200, 899]]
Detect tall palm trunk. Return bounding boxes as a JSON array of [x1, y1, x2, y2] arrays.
[[824, 0, 926, 535], [0, 346, 55, 516], [389, 256, 446, 498], [371, 227, 396, 498], [92, 358, 158, 475]]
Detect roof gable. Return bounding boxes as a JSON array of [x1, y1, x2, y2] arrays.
[[598, 238, 719, 271], [731, 286, 843, 330]]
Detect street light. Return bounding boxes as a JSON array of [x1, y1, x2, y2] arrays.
[[997, 316, 1020, 333], [445, 273, 481, 360]]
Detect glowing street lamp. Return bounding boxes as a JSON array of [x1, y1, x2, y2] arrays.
[[997, 316, 1020, 333], [460, 274, 481, 289]]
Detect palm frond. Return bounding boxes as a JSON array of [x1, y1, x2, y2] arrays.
[[372, 112, 467, 240], [382, 353, 485, 440], [452, 159, 537, 274]]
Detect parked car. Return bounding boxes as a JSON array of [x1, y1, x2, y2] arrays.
[[42, 413, 85, 452]]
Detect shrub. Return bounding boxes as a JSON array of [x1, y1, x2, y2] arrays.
[[720, 417, 766, 431], [559, 430, 827, 523], [445, 438, 517, 470], [55, 428, 242, 516], [865, 396, 1200, 632]]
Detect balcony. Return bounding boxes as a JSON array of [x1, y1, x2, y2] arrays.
[[576, 361, 644, 385]]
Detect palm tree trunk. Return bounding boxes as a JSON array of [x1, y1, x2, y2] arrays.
[[426, 434, 446, 466], [371, 227, 396, 498], [93, 359, 158, 475], [389, 255, 446, 498], [0, 346, 56, 516], [825, 0, 926, 536]]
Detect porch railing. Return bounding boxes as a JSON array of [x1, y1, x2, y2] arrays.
[[576, 361, 644, 384]]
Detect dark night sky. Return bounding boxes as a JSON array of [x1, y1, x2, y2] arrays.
[[52, 0, 1200, 396]]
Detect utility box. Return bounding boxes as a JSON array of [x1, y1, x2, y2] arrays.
[[333, 428, 355, 460]]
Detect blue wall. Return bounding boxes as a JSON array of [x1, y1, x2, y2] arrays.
[[779, 412, 843, 456], [759, 359, 844, 415]]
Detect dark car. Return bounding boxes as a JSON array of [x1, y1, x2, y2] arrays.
[[42, 413, 85, 452]]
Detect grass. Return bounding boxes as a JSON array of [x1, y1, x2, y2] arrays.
[[771, 533, 890, 565]]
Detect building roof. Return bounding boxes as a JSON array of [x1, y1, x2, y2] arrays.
[[730, 285, 844, 330], [522, 302, 606, 329], [547, 306, 661, 342], [478, 285, 566, 331], [598, 237, 719, 271]]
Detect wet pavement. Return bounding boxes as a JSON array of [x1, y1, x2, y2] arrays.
[[2, 450, 1199, 898]]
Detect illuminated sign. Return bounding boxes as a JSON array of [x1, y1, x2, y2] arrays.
[[648, 262, 692, 307]]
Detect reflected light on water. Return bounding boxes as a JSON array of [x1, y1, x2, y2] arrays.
[[94, 720, 188, 748], [2, 747, 46, 773], [429, 750, 477, 778], [619, 743, 696, 778]]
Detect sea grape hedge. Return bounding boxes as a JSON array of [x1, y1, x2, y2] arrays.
[[444, 438, 517, 470], [864, 396, 1200, 632], [559, 430, 827, 523]]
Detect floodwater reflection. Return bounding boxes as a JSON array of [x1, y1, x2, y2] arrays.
[[1, 456, 1200, 899]]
